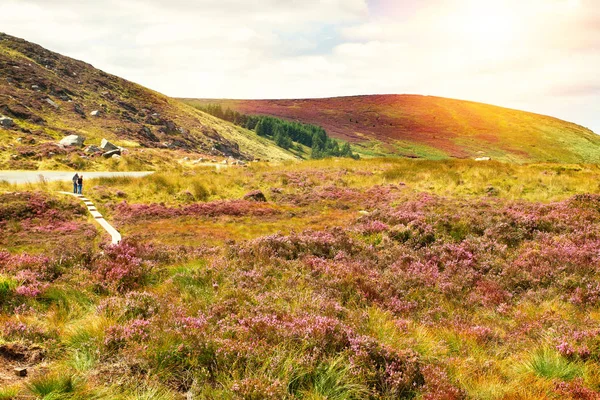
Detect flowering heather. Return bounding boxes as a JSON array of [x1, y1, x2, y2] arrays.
[[0, 191, 85, 222], [98, 291, 160, 320], [230, 377, 286, 400], [113, 199, 278, 223], [4, 160, 600, 397], [94, 242, 150, 293], [104, 319, 151, 350], [14, 270, 48, 298], [1, 320, 54, 343]]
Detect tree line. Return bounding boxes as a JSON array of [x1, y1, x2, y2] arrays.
[[197, 104, 358, 159]]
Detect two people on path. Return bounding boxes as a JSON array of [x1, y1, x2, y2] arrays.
[[72, 173, 83, 194]]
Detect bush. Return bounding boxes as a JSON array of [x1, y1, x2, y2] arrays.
[[94, 242, 151, 293]]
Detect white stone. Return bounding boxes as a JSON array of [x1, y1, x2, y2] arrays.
[[100, 138, 118, 151], [59, 135, 85, 147]]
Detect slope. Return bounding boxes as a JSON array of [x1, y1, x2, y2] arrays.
[[0, 33, 296, 170], [182, 95, 600, 163]]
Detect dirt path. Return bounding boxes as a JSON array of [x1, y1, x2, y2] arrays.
[[0, 170, 154, 184], [59, 192, 121, 245]]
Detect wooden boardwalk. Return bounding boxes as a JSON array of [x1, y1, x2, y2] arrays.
[[59, 192, 121, 244]]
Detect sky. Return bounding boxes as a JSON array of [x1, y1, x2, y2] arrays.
[[1, 0, 599, 132]]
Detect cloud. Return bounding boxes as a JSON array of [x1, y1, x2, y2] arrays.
[[0, 0, 598, 132]]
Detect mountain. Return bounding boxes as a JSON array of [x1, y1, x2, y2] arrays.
[[182, 95, 600, 163], [0, 33, 295, 170]]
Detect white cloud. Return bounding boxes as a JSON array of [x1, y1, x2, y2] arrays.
[[0, 0, 598, 132]]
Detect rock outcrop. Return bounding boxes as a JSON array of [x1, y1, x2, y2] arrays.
[[59, 134, 85, 147], [102, 149, 121, 158], [100, 138, 119, 151]]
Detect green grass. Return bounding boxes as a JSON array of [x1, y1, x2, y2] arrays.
[[0, 387, 19, 400], [293, 358, 370, 399], [521, 348, 584, 380], [0, 275, 17, 306], [27, 374, 77, 398]]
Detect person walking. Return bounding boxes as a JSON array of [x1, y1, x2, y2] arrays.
[[72, 173, 79, 194], [77, 174, 83, 194]]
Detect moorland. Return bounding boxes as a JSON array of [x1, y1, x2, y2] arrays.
[[2, 32, 600, 400], [2, 159, 600, 399]]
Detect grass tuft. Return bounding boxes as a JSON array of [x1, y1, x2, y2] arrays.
[[521, 348, 584, 380]]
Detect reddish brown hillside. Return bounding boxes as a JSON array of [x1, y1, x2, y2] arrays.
[[183, 95, 600, 162]]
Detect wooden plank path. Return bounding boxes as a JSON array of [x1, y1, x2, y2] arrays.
[[58, 192, 121, 244]]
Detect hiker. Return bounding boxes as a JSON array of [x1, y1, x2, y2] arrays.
[[72, 173, 79, 194], [77, 174, 83, 194]]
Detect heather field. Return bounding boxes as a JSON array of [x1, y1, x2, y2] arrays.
[[2, 159, 600, 399]]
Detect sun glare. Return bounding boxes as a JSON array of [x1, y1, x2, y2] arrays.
[[452, 3, 523, 48]]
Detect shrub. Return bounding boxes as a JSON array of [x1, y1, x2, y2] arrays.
[[98, 291, 160, 320], [230, 377, 286, 400], [94, 242, 151, 293], [104, 319, 151, 350]]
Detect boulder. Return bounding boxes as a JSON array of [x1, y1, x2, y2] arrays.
[[112, 154, 122, 159], [0, 116, 14, 128], [100, 138, 119, 151], [103, 149, 121, 158], [84, 145, 101, 154], [14, 367, 27, 377], [243, 190, 267, 202], [59, 134, 85, 147], [90, 110, 101, 117]]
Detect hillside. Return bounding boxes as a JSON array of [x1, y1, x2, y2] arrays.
[[182, 95, 600, 163], [0, 33, 295, 170]]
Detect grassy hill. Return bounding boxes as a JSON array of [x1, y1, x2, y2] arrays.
[[182, 95, 600, 163], [0, 33, 296, 170]]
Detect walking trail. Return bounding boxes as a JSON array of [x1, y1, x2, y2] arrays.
[[58, 192, 121, 245]]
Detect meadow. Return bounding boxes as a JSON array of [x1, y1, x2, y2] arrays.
[[2, 158, 600, 399]]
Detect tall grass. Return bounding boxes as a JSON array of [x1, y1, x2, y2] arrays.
[[0, 275, 17, 307], [27, 374, 77, 397], [521, 348, 584, 380], [0, 387, 19, 400], [294, 357, 370, 399]]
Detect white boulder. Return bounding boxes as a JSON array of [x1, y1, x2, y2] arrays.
[[59, 135, 85, 147]]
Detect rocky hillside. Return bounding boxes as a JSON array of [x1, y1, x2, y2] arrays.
[[0, 33, 295, 170], [183, 96, 600, 163]]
